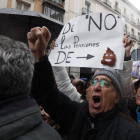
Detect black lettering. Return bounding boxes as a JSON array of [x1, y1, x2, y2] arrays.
[[88, 13, 102, 31], [55, 51, 66, 64], [71, 25, 74, 32], [96, 43, 99, 47], [74, 36, 79, 48], [62, 22, 71, 34], [104, 14, 117, 30], [60, 35, 65, 49], [66, 52, 74, 63]]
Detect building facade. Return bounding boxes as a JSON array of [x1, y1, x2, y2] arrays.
[[0, 0, 65, 23]]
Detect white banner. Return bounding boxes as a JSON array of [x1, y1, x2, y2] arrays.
[[49, 12, 125, 70]]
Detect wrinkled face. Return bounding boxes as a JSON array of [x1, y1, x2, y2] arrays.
[[86, 75, 120, 117], [101, 52, 116, 66], [136, 85, 140, 106]]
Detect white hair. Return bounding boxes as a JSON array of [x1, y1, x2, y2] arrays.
[[0, 35, 34, 101]]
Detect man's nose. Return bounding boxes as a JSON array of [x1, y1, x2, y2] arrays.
[[94, 81, 101, 92]]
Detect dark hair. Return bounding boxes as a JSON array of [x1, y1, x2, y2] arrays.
[[76, 81, 85, 90], [132, 76, 138, 79], [134, 79, 140, 92]]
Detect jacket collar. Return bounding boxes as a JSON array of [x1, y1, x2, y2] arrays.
[[0, 95, 41, 140], [83, 104, 120, 129]]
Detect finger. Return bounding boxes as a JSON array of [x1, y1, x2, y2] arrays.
[[124, 39, 133, 48], [27, 32, 31, 40], [52, 40, 55, 47], [33, 28, 44, 41], [27, 32, 36, 45], [36, 27, 42, 31], [123, 34, 129, 43], [41, 26, 51, 42]]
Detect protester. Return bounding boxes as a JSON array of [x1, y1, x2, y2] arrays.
[[131, 79, 140, 124], [75, 80, 85, 94], [72, 78, 84, 87], [0, 35, 62, 140], [29, 26, 140, 140], [50, 35, 133, 103]]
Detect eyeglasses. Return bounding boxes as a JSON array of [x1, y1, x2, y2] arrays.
[[90, 79, 114, 88]]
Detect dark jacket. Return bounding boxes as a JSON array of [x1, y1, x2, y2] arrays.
[[31, 56, 140, 140], [0, 94, 62, 140]]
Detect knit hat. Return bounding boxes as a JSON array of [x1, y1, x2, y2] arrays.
[[92, 69, 122, 96]]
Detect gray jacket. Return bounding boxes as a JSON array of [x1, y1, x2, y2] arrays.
[[0, 95, 62, 140]]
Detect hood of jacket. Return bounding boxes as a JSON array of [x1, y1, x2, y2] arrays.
[[0, 95, 41, 140]]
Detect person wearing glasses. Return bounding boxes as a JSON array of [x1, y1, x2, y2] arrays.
[[28, 27, 140, 140]]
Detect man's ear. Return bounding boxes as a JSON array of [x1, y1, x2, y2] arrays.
[[76, 86, 81, 92], [115, 93, 120, 104]]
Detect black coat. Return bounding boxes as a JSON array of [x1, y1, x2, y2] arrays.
[[31, 56, 140, 140]]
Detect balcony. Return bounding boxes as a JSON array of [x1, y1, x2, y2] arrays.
[[103, 0, 111, 8], [114, 6, 121, 14], [46, 0, 63, 7], [137, 39, 140, 44], [125, 30, 130, 37], [131, 34, 137, 41], [131, 18, 136, 25], [123, 12, 129, 20], [137, 22, 140, 28], [82, 7, 93, 15]]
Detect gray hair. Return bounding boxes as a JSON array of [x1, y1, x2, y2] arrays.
[[0, 35, 34, 101]]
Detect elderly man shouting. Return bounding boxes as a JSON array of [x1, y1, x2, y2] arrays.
[[28, 26, 140, 140]]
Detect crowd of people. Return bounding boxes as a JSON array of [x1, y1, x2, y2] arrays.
[[0, 26, 140, 140]]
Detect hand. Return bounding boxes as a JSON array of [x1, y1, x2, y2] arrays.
[[123, 33, 133, 58], [41, 109, 55, 126], [27, 26, 51, 62], [50, 39, 56, 50]]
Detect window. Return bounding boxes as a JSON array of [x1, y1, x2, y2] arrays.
[[16, 1, 29, 11], [115, 1, 118, 7], [131, 14, 133, 19], [132, 28, 134, 35], [138, 19, 140, 25], [138, 33, 140, 40], [44, 6, 64, 23], [17, 1, 22, 10], [125, 24, 127, 31], [85, 2, 90, 14], [124, 8, 126, 13]]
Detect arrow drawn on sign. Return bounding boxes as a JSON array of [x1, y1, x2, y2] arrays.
[[77, 54, 95, 60]]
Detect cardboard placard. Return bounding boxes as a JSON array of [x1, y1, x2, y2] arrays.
[[49, 12, 125, 70]]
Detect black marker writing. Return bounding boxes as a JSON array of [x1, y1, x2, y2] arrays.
[[88, 13, 102, 31], [104, 14, 117, 30]]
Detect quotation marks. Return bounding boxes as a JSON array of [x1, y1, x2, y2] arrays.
[[118, 16, 121, 19]]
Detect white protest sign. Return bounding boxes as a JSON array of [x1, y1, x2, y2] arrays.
[[49, 12, 125, 70]]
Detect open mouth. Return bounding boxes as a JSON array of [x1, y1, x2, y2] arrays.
[[92, 96, 101, 108], [105, 59, 111, 62]]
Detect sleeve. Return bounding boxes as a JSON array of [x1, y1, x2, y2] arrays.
[[118, 60, 133, 98], [52, 66, 84, 103], [31, 56, 80, 130]]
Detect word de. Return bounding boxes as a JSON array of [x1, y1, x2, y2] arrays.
[[55, 51, 74, 64]]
